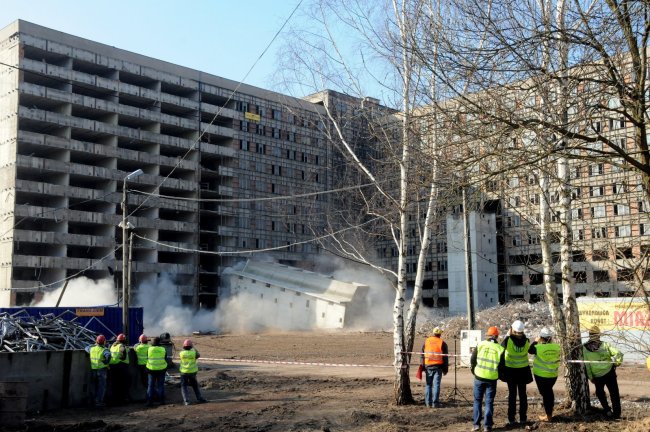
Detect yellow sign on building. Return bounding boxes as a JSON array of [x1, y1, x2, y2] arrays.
[[245, 112, 261, 122], [577, 299, 650, 330]]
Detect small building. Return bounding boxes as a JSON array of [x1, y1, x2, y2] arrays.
[[222, 260, 369, 330]]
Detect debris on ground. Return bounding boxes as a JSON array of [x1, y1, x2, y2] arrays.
[[419, 300, 552, 339], [0, 310, 98, 352]]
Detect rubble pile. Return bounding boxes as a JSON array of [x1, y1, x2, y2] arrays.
[[419, 300, 553, 339], [0, 310, 98, 352]]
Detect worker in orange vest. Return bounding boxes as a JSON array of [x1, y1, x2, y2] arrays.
[[420, 327, 448, 408]]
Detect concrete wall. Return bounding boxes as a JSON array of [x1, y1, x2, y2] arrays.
[[0, 350, 89, 413]]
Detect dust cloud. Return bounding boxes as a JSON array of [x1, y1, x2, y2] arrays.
[[32, 277, 117, 307]]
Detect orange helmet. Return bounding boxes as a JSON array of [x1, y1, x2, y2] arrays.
[[116, 333, 126, 342], [183, 339, 193, 348], [96, 335, 106, 345], [139, 334, 148, 343], [487, 326, 500, 337]]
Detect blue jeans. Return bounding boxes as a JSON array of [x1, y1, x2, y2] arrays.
[[425, 366, 443, 406], [473, 379, 497, 429], [91, 368, 107, 406], [147, 370, 166, 404]]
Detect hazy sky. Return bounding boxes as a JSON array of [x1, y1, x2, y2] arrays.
[[2, 0, 302, 93]]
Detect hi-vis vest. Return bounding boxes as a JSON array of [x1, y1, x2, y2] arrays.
[[179, 348, 199, 374], [582, 342, 623, 379], [90, 345, 109, 370], [110, 343, 129, 365], [424, 337, 444, 366], [147, 346, 167, 371], [475, 340, 505, 380], [532, 343, 561, 378], [134, 343, 149, 366], [505, 338, 530, 369]]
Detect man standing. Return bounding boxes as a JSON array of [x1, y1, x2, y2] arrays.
[[109, 333, 131, 405], [146, 336, 168, 407], [420, 327, 448, 408], [583, 325, 623, 419], [501, 320, 533, 426], [471, 326, 505, 432], [133, 334, 149, 388], [179, 339, 208, 406], [529, 327, 561, 422], [85, 334, 111, 407]]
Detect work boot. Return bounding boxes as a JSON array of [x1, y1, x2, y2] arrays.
[[184, 401, 191, 406], [198, 398, 207, 403]]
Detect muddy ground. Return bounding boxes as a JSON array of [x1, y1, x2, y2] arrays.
[[5, 331, 650, 431]]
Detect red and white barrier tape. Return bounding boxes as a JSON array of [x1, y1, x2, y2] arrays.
[[406, 352, 620, 364], [197, 357, 394, 368]]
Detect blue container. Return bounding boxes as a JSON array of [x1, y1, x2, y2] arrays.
[[0, 306, 143, 346]]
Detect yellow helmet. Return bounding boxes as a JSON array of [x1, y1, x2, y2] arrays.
[[432, 327, 443, 335]]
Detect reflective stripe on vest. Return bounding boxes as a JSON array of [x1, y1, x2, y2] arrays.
[[90, 345, 109, 370], [110, 343, 129, 365], [532, 343, 561, 378], [179, 348, 199, 374], [134, 343, 149, 366], [424, 337, 444, 366], [147, 346, 167, 371], [582, 344, 614, 378], [505, 337, 530, 369], [475, 340, 505, 380]]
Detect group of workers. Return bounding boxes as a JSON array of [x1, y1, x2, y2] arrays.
[[421, 321, 623, 432], [86, 334, 207, 408]]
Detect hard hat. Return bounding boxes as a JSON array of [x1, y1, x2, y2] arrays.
[[116, 333, 126, 342], [487, 326, 499, 337], [511, 320, 525, 333], [96, 335, 106, 345], [183, 339, 193, 348], [139, 334, 148, 343], [540, 327, 553, 338], [432, 327, 443, 335], [588, 325, 601, 335]]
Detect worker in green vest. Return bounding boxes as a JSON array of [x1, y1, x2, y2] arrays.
[[528, 327, 561, 422], [146, 336, 168, 407], [501, 319, 533, 426], [85, 334, 111, 407], [109, 333, 131, 405], [133, 334, 149, 388], [470, 326, 505, 432], [179, 339, 208, 405], [582, 325, 623, 419]]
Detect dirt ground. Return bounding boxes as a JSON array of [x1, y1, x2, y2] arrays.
[[6, 331, 650, 432]]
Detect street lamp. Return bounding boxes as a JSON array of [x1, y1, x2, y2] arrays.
[[122, 168, 143, 340]]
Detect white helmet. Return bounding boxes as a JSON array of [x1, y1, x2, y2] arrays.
[[540, 327, 553, 338], [511, 320, 525, 333]]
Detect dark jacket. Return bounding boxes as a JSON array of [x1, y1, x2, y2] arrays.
[[470, 338, 505, 383], [500, 335, 533, 384]]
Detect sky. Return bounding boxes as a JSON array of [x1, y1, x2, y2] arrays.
[[2, 0, 303, 93]]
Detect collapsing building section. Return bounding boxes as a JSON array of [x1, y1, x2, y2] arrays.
[[222, 260, 369, 330]]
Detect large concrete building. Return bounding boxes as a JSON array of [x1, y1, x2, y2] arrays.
[[0, 20, 330, 307]]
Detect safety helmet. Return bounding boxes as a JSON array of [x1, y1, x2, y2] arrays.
[[540, 327, 553, 338], [487, 326, 499, 337], [139, 334, 148, 343], [511, 320, 525, 333], [183, 339, 193, 348], [588, 325, 601, 335], [116, 333, 126, 342], [96, 334, 106, 345], [432, 327, 443, 335]]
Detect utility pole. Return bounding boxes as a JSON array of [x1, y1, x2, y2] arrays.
[[462, 188, 475, 330], [121, 168, 143, 340]]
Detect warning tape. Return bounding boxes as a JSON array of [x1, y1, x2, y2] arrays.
[[197, 357, 395, 368], [405, 352, 620, 364]]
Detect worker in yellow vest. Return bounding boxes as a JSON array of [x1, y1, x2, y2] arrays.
[[85, 334, 111, 407], [133, 334, 149, 388], [500, 320, 533, 426], [470, 326, 505, 432], [528, 327, 561, 422], [146, 336, 168, 407], [109, 333, 130, 405], [179, 339, 208, 405], [582, 325, 623, 419], [420, 327, 448, 408]]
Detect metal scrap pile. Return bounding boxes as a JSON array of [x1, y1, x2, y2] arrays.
[[0, 310, 98, 352], [419, 300, 552, 339]]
